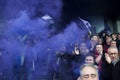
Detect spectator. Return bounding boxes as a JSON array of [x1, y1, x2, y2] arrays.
[[85, 55, 95, 65], [104, 47, 120, 80], [77, 64, 99, 80]]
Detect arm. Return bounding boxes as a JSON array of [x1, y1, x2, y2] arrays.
[[95, 52, 103, 64]]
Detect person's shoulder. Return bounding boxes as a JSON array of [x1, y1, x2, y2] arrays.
[[115, 59, 120, 66], [117, 59, 120, 63]]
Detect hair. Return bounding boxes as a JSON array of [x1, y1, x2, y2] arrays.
[[107, 47, 118, 54], [110, 40, 116, 43], [111, 33, 117, 36], [85, 53, 95, 61], [96, 44, 103, 47], [80, 64, 98, 76], [107, 47, 120, 59]]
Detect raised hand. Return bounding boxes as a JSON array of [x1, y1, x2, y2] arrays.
[[105, 53, 111, 64]]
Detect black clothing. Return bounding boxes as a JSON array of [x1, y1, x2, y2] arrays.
[[101, 59, 120, 80], [112, 60, 120, 80], [55, 53, 74, 80]]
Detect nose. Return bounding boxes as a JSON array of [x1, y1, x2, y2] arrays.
[[88, 77, 94, 80], [112, 54, 115, 57]]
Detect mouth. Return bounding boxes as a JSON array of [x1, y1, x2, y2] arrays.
[[111, 58, 116, 60]]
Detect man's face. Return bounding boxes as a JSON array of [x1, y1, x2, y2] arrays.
[[106, 37, 112, 45], [109, 48, 119, 61], [91, 36, 98, 43], [96, 45, 103, 53], [110, 41, 116, 47], [79, 43, 87, 54], [80, 66, 99, 80], [112, 34, 117, 39]]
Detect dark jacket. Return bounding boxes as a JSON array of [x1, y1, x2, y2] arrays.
[[112, 60, 120, 80], [101, 59, 120, 80]]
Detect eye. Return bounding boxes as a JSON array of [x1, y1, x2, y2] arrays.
[[89, 59, 92, 61], [110, 53, 117, 55], [82, 74, 97, 78], [83, 74, 89, 78], [91, 74, 97, 78]]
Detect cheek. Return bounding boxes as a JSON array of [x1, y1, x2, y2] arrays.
[[81, 77, 86, 80], [115, 55, 118, 59], [110, 55, 114, 58], [110, 56, 117, 60], [94, 77, 99, 80], [109, 56, 114, 60]]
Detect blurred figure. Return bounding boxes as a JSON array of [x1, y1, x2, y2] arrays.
[[95, 44, 103, 65], [103, 35, 112, 53], [23, 38, 37, 80], [54, 46, 74, 80], [117, 33, 120, 51], [91, 35, 99, 44], [110, 40, 117, 47], [79, 42, 89, 56], [89, 35, 99, 52], [94, 44, 104, 80], [85, 55, 95, 65], [72, 42, 90, 80], [98, 38, 103, 45], [111, 33, 117, 41]]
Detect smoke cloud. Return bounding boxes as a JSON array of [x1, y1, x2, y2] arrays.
[[0, 0, 91, 79]]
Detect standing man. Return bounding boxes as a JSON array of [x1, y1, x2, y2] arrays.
[[105, 47, 120, 80]]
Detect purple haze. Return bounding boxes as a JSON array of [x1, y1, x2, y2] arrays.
[[0, 0, 91, 79]]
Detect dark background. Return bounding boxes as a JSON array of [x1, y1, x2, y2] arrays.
[[62, 0, 120, 24]]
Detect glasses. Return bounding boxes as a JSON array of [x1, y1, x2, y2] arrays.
[[82, 74, 97, 79], [109, 53, 117, 55], [111, 43, 116, 44]]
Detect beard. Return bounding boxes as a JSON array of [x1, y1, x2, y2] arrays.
[[112, 57, 119, 66]]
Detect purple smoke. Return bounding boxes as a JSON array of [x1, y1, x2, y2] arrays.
[[2, 0, 62, 21], [0, 0, 92, 79]]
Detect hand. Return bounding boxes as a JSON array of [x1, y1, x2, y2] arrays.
[[98, 51, 103, 55], [74, 47, 80, 55], [105, 53, 111, 64]]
